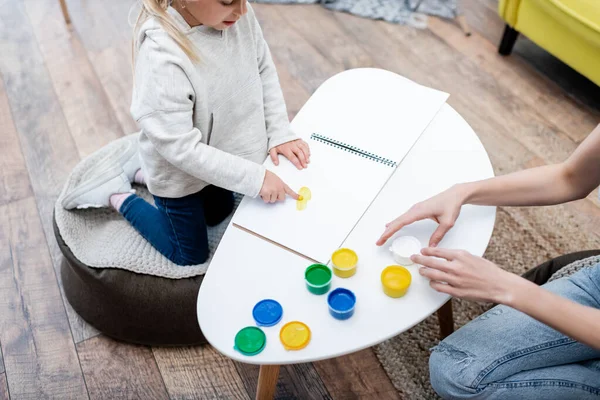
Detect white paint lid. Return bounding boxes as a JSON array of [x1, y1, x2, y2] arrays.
[[389, 236, 422, 265]]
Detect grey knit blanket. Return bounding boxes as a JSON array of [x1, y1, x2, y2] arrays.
[[54, 134, 240, 279]]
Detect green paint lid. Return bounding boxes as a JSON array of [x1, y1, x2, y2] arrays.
[[234, 326, 266, 356]]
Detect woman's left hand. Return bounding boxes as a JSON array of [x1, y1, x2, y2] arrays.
[[412, 247, 523, 305], [270, 139, 311, 169]]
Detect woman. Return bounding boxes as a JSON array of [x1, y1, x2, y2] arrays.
[[377, 123, 600, 399]]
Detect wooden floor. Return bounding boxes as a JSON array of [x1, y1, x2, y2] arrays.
[[0, 0, 599, 399]]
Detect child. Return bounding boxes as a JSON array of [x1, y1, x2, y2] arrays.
[[63, 0, 311, 266]]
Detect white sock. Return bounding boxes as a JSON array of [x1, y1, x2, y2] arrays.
[[133, 169, 145, 185]]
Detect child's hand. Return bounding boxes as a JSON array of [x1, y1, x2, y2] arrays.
[[269, 139, 311, 170], [260, 170, 300, 203]]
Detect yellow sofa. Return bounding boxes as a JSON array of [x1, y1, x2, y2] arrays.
[[498, 0, 600, 87]]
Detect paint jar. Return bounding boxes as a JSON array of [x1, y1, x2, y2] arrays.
[[305, 264, 332, 295], [381, 265, 412, 298], [279, 321, 311, 350], [331, 248, 358, 278], [389, 236, 421, 265], [327, 288, 356, 320], [234, 326, 266, 356], [252, 299, 283, 327]]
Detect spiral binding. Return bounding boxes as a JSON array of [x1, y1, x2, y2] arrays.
[[310, 133, 397, 168]]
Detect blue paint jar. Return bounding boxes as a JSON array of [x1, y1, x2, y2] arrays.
[[327, 288, 356, 320]]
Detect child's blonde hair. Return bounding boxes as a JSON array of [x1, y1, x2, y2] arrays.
[[133, 0, 200, 63]]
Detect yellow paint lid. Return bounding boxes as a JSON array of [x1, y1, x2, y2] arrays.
[[381, 265, 412, 298], [279, 321, 311, 350], [331, 248, 358, 270]]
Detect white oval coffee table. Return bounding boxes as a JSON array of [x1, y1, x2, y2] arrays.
[[197, 69, 495, 399]]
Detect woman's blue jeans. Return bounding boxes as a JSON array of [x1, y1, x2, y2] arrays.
[[430, 264, 600, 399]]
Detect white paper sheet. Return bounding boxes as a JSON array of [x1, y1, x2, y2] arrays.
[[232, 69, 449, 262]]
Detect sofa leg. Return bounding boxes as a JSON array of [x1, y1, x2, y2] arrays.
[[498, 24, 519, 55]]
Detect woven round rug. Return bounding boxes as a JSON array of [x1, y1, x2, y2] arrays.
[[373, 204, 600, 399]]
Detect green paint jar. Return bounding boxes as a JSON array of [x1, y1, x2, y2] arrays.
[[305, 264, 333, 295]]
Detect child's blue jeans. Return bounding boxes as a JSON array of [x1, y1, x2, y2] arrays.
[[119, 185, 234, 266], [430, 264, 600, 399]]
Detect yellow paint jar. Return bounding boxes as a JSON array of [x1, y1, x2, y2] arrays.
[[331, 248, 358, 278], [381, 265, 412, 298]]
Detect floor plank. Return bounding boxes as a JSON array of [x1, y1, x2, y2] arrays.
[[461, 0, 505, 45], [463, 0, 600, 113], [0, 198, 87, 399], [276, 5, 375, 71], [254, 5, 341, 95], [235, 362, 332, 399], [23, 0, 125, 158], [0, 373, 8, 400], [0, 77, 32, 206], [314, 349, 400, 399], [253, 6, 315, 119], [23, 0, 119, 344], [377, 19, 579, 166], [513, 39, 600, 112], [67, 0, 138, 134], [0, 0, 99, 344], [426, 16, 599, 144], [152, 345, 250, 399], [273, 55, 312, 120], [77, 335, 168, 400]]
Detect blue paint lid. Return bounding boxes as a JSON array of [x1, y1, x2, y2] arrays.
[[252, 299, 283, 327]]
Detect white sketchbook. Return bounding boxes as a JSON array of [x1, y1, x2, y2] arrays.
[[232, 69, 449, 262]]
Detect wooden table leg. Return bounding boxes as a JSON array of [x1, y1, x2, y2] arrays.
[[59, 0, 71, 25], [256, 365, 280, 400], [437, 300, 454, 340]]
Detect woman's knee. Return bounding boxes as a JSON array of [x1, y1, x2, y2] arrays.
[[429, 342, 478, 399]]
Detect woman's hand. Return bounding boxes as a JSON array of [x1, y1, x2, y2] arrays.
[[376, 185, 467, 247], [259, 170, 299, 203], [412, 247, 524, 304], [270, 139, 311, 169]]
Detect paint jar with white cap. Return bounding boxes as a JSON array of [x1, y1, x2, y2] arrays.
[[389, 236, 422, 265]]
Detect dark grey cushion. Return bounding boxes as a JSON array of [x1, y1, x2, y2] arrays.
[[54, 212, 206, 346]]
